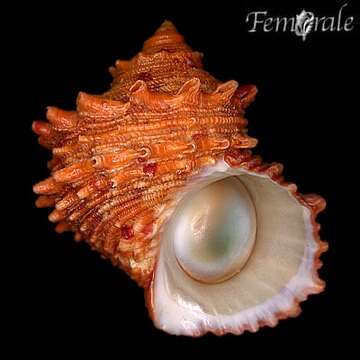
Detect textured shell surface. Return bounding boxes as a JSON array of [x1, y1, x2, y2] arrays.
[[33, 20, 327, 336]]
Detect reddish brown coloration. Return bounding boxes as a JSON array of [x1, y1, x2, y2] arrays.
[[33, 21, 327, 334], [143, 162, 158, 176], [120, 224, 134, 240]]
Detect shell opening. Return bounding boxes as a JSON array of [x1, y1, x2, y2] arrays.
[[152, 161, 321, 335]]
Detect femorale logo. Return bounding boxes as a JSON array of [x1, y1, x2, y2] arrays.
[[246, 3, 354, 41]]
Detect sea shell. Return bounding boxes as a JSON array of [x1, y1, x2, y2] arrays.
[[33, 21, 327, 336]]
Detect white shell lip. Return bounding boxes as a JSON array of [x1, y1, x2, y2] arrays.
[[146, 160, 327, 336]]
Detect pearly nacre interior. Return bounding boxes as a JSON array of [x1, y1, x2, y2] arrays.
[[172, 177, 256, 283], [153, 162, 318, 336]]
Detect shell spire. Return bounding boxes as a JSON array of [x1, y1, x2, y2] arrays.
[[142, 20, 192, 54], [106, 21, 214, 100]]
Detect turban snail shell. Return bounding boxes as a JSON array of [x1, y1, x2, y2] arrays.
[[33, 21, 327, 336]]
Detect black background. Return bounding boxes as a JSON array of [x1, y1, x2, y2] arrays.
[[8, 0, 358, 355]]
